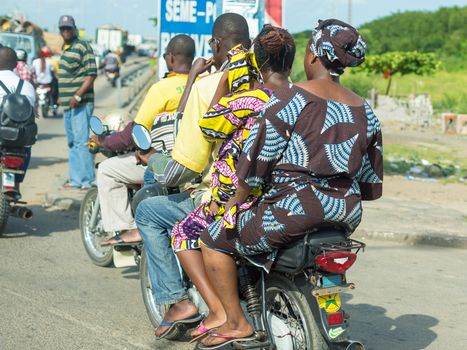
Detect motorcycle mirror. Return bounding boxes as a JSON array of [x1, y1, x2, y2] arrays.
[[90, 116, 104, 135], [132, 124, 152, 151]]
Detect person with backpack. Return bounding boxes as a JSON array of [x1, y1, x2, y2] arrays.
[[0, 47, 37, 186]]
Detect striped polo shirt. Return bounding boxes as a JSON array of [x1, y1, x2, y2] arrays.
[[58, 38, 97, 109]]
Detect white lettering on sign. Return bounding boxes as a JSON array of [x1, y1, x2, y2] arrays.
[[205, 1, 216, 24], [165, 0, 198, 23], [161, 32, 213, 57]]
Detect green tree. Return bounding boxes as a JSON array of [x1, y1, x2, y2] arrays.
[[358, 51, 441, 95]]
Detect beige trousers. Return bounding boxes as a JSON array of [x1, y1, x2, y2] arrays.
[[97, 152, 145, 232]]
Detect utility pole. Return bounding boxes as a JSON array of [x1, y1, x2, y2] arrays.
[[348, 0, 352, 24]]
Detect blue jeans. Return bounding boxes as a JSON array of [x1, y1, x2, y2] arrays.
[[63, 105, 95, 188], [135, 191, 195, 305], [143, 168, 156, 185]]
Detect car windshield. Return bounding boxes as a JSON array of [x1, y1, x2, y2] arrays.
[[0, 33, 33, 56]]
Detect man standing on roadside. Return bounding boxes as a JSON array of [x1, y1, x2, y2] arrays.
[[58, 15, 97, 190]]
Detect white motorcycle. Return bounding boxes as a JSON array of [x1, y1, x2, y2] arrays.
[[36, 84, 57, 119]]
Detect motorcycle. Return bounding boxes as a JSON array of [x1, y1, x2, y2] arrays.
[[36, 84, 57, 119], [105, 68, 119, 88], [79, 116, 138, 267], [132, 125, 366, 349], [0, 148, 33, 234]]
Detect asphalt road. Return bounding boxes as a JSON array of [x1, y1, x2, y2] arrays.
[[1, 75, 466, 350]]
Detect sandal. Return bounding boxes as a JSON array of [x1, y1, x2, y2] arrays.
[[155, 313, 204, 340], [197, 332, 256, 350], [100, 233, 142, 247], [190, 321, 219, 343]]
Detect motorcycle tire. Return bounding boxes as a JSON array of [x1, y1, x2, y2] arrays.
[[79, 187, 114, 267], [139, 251, 186, 340], [265, 273, 329, 350], [40, 104, 49, 119], [0, 191, 9, 234]]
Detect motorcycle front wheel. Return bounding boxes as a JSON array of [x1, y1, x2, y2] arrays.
[[79, 187, 114, 266], [0, 191, 9, 234], [40, 102, 49, 118], [265, 273, 329, 350], [139, 251, 186, 340]]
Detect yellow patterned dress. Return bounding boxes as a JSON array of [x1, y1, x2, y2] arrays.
[[171, 46, 272, 252]]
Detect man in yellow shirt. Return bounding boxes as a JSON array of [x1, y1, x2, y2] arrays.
[[133, 13, 251, 338], [94, 35, 195, 239]]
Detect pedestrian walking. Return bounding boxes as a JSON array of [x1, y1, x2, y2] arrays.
[[57, 15, 97, 189]]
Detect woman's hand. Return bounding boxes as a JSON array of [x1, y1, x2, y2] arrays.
[[190, 57, 215, 76]]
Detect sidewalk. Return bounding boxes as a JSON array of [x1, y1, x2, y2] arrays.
[[354, 176, 467, 249]]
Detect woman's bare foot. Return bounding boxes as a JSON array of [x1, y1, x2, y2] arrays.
[[190, 310, 227, 338], [200, 320, 254, 346], [101, 229, 142, 246], [154, 299, 199, 337]]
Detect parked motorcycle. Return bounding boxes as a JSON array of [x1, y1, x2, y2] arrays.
[[79, 116, 136, 267], [132, 126, 366, 349], [36, 84, 57, 118]]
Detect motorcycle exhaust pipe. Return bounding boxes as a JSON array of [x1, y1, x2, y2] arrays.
[[331, 340, 365, 350], [10, 206, 33, 220]]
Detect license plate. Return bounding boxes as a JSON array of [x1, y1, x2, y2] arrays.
[[2, 172, 15, 188], [317, 293, 341, 313]]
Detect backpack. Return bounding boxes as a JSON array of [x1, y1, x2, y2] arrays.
[[0, 79, 37, 147]]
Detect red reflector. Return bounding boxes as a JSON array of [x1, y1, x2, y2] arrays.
[[327, 312, 344, 325], [1, 156, 24, 168], [315, 251, 357, 274]]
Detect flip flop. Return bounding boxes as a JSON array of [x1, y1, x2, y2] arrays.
[[197, 332, 256, 350], [100, 233, 142, 247], [155, 313, 204, 340], [190, 321, 220, 343]]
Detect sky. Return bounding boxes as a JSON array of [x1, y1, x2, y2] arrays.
[[2, 0, 466, 37]]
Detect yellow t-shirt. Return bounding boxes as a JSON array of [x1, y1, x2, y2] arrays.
[[171, 72, 223, 173], [134, 73, 188, 130]]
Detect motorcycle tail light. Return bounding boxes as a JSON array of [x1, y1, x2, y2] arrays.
[[1, 156, 24, 168], [315, 251, 357, 274], [327, 311, 344, 325]]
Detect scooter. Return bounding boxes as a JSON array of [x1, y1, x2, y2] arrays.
[[36, 84, 57, 118], [132, 125, 366, 350], [0, 148, 33, 234], [105, 68, 119, 88]]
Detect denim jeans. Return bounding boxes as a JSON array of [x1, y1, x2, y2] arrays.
[[135, 191, 195, 305], [143, 167, 156, 186], [63, 104, 95, 188]]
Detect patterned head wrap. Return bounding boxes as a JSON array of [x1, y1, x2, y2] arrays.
[[310, 19, 367, 76]]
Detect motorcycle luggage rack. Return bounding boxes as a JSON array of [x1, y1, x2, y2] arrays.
[[318, 238, 366, 254]]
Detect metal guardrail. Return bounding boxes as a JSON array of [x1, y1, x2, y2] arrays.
[[116, 62, 154, 109]]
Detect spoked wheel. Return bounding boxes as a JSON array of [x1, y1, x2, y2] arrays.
[[265, 273, 328, 350], [140, 251, 185, 340], [0, 191, 9, 234], [79, 187, 114, 266]]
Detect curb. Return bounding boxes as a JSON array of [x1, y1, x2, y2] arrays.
[[354, 229, 467, 250], [43, 193, 82, 211]]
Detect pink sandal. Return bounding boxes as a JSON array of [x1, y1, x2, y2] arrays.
[[190, 321, 215, 343]]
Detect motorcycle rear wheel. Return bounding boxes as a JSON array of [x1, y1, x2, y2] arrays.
[[79, 187, 113, 267], [0, 191, 9, 234], [140, 251, 186, 340], [265, 273, 329, 350]]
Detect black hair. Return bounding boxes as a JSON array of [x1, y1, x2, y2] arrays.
[[213, 13, 251, 49], [0, 47, 17, 70], [253, 25, 295, 73], [167, 34, 195, 62]]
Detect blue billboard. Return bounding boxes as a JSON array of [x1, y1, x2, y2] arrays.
[[159, 0, 219, 59]]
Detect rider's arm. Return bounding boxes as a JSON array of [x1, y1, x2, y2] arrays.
[[357, 126, 383, 200], [147, 153, 198, 187]]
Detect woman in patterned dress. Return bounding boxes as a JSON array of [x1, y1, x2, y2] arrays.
[[168, 26, 296, 339], [198, 19, 383, 348]]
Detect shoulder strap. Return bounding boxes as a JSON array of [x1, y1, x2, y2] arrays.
[[16, 79, 24, 94], [0, 80, 11, 94]]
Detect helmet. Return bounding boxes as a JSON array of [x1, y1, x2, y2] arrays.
[[15, 49, 27, 61], [99, 111, 132, 133], [40, 47, 52, 58]]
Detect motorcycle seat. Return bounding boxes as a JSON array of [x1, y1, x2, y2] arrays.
[[272, 227, 348, 274]]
